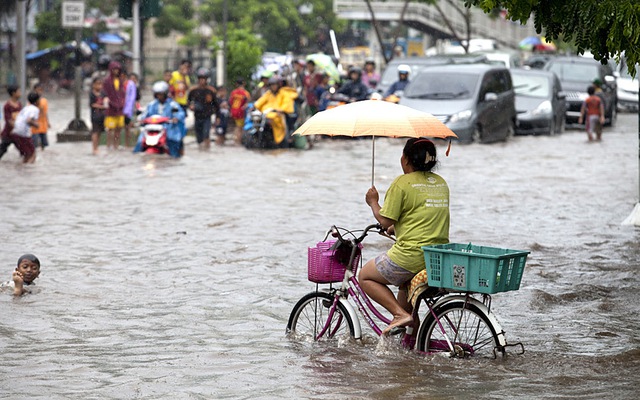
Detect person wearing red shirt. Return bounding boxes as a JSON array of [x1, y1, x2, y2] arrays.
[[229, 78, 251, 145]]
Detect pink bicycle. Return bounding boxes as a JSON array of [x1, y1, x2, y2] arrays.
[[286, 224, 528, 358]]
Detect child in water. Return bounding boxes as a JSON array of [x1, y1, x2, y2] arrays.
[[1, 254, 41, 296]]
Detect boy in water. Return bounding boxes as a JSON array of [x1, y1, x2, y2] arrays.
[[1, 254, 41, 296]]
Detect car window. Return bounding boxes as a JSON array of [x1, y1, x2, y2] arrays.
[[404, 72, 478, 100], [512, 74, 550, 98], [479, 71, 508, 98], [547, 62, 599, 83]]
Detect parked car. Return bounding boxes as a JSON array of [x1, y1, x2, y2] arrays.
[[473, 50, 523, 69], [614, 61, 639, 112], [400, 64, 516, 143], [544, 56, 617, 126], [510, 68, 566, 135], [378, 54, 489, 96]]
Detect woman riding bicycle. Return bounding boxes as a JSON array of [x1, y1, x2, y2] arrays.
[[361, 138, 450, 335]]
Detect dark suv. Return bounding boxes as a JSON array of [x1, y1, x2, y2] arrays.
[[544, 56, 617, 126], [400, 64, 516, 143]]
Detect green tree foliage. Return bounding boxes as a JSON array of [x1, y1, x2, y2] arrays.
[[214, 28, 265, 85], [152, 0, 196, 37], [200, 0, 345, 54], [465, 0, 640, 75]]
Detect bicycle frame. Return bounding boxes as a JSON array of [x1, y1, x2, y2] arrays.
[[304, 224, 514, 356]]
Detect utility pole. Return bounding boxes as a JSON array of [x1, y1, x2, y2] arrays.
[[17, 0, 27, 104], [58, 0, 90, 142], [132, 0, 141, 76]]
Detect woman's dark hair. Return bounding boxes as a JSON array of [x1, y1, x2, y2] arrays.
[[403, 138, 437, 172]]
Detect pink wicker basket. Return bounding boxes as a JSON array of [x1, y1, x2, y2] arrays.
[[308, 240, 362, 283]]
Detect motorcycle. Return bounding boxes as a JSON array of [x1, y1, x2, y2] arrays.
[[242, 108, 288, 150], [138, 115, 170, 154]]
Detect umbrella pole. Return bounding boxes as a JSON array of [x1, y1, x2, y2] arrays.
[[371, 136, 375, 187]]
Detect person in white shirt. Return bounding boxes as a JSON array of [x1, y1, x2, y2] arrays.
[[11, 91, 40, 163]]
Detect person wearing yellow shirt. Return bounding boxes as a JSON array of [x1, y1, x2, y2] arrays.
[[169, 59, 192, 111], [361, 138, 450, 335], [254, 77, 297, 147]]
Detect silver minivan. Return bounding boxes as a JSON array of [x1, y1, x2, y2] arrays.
[[400, 64, 516, 143]]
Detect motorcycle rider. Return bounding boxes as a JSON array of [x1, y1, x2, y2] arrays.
[[134, 81, 186, 157], [253, 76, 297, 147], [384, 64, 411, 98], [338, 66, 370, 102]]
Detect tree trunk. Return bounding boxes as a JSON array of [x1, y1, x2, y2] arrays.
[[364, 0, 389, 65], [389, 0, 410, 62]]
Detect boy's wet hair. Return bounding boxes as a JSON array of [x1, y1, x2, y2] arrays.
[[17, 254, 40, 268], [27, 92, 40, 105], [587, 86, 595, 95], [7, 85, 19, 96], [92, 76, 103, 84]]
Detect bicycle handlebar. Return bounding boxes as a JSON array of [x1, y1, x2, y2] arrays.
[[329, 223, 387, 245]]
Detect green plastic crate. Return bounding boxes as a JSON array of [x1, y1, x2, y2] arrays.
[[422, 243, 530, 294]]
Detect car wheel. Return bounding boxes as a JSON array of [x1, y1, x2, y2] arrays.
[[558, 116, 565, 134], [472, 126, 483, 143], [606, 104, 617, 127], [548, 118, 556, 136], [506, 120, 515, 140]]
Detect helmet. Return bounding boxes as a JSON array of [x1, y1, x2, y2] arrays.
[[196, 67, 210, 78], [348, 66, 362, 76], [152, 81, 170, 94], [397, 64, 411, 74], [267, 76, 280, 85]]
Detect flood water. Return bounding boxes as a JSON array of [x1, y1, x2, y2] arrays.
[[1, 94, 639, 399]]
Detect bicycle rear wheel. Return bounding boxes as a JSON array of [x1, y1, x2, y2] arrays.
[[286, 292, 355, 341], [416, 300, 502, 358]]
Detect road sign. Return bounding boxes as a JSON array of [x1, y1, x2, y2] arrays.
[[62, 1, 85, 28]]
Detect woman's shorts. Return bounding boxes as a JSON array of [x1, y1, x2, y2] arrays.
[[104, 115, 125, 130], [375, 253, 415, 286]]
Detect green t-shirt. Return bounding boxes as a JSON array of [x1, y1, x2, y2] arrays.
[[380, 171, 450, 273]]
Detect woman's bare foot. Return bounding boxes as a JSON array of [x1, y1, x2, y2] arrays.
[[382, 314, 413, 335]]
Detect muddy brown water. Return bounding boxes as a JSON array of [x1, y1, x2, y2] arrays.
[[1, 94, 639, 399]]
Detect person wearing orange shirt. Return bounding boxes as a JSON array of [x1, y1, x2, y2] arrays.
[[30, 83, 50, 150], [578, 85, 605, 141]]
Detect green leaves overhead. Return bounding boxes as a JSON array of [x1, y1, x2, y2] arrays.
[[466, 0, 640, 76]]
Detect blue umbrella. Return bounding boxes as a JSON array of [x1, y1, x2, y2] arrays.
[[519, 36, 542, 49]]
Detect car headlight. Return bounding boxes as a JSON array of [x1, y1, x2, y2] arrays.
[[449, 109, 473, 123], [532, 100, 552, 116]]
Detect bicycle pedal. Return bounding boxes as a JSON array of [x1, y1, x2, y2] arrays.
[[388, 326, 406, 336]]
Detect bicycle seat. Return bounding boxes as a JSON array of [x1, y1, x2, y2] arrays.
[[408, 270, 443, 306]]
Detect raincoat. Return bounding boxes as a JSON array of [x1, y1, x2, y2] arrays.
[[102, 61, 126, 117], [254, 86, 297, 144], [137, 98, 186, 157]]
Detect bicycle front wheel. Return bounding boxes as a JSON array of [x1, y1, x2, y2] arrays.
[[416, 300, 502, 358], [286, 292, 355, 341]]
